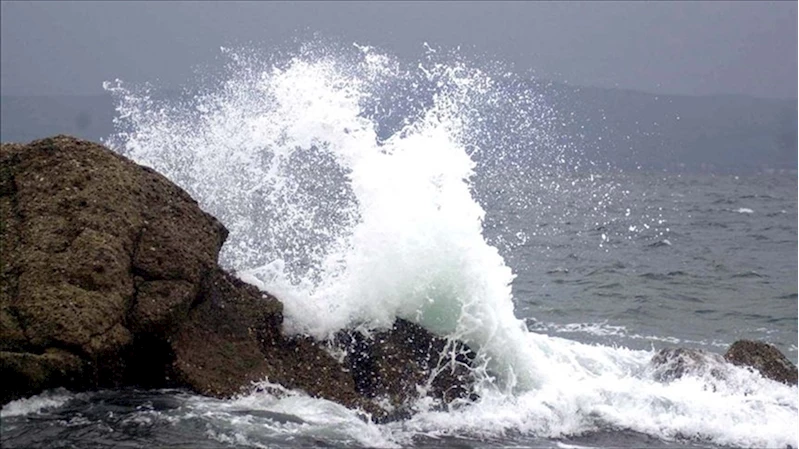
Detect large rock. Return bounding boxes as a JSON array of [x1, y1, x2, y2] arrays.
[[0, 135, 231, 403], [724, 340, 797, 386], [0, 136, 476, 420]]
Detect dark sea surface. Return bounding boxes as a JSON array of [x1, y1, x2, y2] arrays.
[[502, 172, 797, 362], [3, 171, 796, 449]]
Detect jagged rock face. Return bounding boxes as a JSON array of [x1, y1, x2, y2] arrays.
[[724, 340, 798, 386], [0, 135, 232, 403], [0, 136, 476, 420]]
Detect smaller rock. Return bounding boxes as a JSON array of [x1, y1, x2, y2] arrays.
[[337, 318, 477, 419], [724, 340, 797, 386], [649, 347, 726, 382]]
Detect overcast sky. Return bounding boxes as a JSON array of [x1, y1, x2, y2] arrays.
[[1, 1, 796, 98]]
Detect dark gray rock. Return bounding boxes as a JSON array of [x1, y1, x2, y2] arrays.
[[337, 319, 477, 420]]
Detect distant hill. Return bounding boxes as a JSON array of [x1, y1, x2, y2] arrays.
[[2, 86, 796, 174]]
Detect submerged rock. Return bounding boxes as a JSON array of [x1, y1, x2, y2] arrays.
[[724, 340, 797, 386], [0, 136, 476, 419], [649, 347, 726, 383]]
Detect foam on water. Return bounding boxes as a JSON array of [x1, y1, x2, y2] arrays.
[[103, 42, 797, 448], [176, 340, 795, 449], [0, 389, 73, 418], [183, 382, 398, 448]]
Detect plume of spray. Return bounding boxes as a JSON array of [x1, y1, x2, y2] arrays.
[[104, 41, 561, 391]]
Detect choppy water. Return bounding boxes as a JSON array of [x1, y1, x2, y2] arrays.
[[502, 172, 797, 361], [2, 42, 796, 448]]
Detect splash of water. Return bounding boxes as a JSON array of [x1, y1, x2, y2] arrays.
[[104, 42, 797, 448], [104, 42, 559, 390]]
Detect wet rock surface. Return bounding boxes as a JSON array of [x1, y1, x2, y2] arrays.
[[0, 136, 476, 419], [724, 340, 797, 386], [1, 135, 227, 403], [337, 319, 477, 420]]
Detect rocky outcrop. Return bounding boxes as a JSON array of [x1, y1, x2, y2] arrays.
[[649, 341, 797, 386], [1, 135, 229, 402], [724, 340, 797, 386], [0, 136, 476, 419]]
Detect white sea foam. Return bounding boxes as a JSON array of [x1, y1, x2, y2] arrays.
[[528, 320, 731, 349], [104, 42, 798, 448], [0, 389, 73, 418], [183, 381, 398, 448]]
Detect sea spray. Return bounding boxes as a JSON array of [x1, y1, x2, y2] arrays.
[[104, 42, 798, 448], [104, 42, 555, 390]]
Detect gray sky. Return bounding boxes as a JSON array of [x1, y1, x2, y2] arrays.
[[1, 1, 796, 98]]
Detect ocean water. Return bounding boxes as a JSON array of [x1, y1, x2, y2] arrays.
[[2, 42, 796, 448]]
